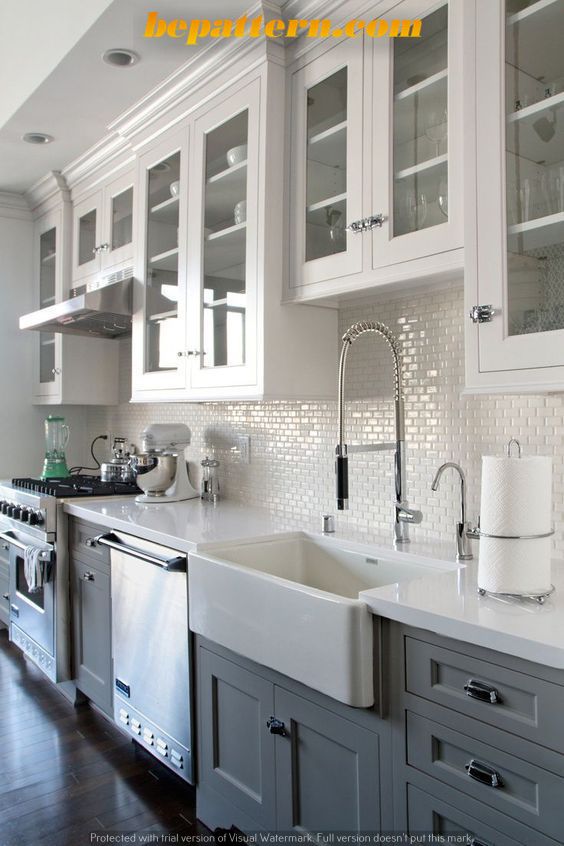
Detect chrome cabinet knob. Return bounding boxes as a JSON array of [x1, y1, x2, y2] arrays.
[[99, 243, 110, 252], [83, 572, 95, 581], [51, 367, 62, 375]]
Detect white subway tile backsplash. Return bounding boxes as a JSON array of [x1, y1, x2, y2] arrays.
[[86, 284, 564, 555]]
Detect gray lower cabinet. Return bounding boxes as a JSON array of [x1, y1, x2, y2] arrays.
[[196, 638, 387, 833], [392, 623, 564, 845], [70, 554, 112, 717]]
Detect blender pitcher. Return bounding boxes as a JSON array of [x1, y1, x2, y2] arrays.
[[41, 415, 70, 479]]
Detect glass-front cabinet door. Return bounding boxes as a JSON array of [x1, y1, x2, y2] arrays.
[[474, 0, 564, 377], [132, 130, 189, 394], [187, 80, 260, 392], [372, 0, 462, 268], [72, 192, 102, 282], [35, 211, 62, 398], [101, 170, 134, 272], [290, 39, 364, 290]]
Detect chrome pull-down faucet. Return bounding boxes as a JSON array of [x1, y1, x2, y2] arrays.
[[431, 462, 474, 560], [336, 320, 422, 544]]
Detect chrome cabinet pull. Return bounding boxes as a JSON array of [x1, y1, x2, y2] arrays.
[[469, 305, 495, 324], [177, 350, 205, 358], [95, 532, 187, 572], [465, 759, 503, 789], [84, 537, 96, 548], [83, 572, 95, 581], [464, 679, 500, 704], [266, 717, 286, 736], [2, 593, 9, 601], [345, 215, 385, 234]]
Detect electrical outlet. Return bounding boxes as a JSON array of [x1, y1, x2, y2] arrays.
[[232, 435, 251, 464]]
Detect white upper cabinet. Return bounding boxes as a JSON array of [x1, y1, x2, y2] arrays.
[[288, 0, 463, 300], [31, 198, 118, 406], [72, 168, 134, 286], [132, 130, 189, 397], [465, 0, 564, 391], [131, 63, 336, 404]]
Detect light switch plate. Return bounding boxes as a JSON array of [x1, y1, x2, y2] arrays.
[[232, 435, 251, 464]]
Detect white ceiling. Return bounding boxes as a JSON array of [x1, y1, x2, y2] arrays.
[[0, 0, 249, 193]]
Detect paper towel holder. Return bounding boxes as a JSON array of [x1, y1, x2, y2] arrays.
[[506, 438, 522, 458], [477, 584, 555, 604]]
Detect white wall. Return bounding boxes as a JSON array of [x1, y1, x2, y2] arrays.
[[0, 196, 89, 479]]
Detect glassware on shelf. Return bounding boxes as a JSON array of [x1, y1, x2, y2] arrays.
[[438, 177, 448, 217], [424, 107, 448, 157], [406, 191, 428, 231]]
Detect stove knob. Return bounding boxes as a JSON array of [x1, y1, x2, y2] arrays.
[[6, 505, 15, 518], [1, 502, 9, 515], [20, 509, 30, 523], [28, 512, 39, 526], [34, 511, 44, 526], [12, 507, 22, 520]]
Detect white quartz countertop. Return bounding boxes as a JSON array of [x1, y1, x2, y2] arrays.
[[64, 497, 564, 671], [63, 497, 293, 553]]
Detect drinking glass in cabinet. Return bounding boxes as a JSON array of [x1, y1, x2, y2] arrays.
[[145, 152, 181, 371], [505, 0, 564, 337], [202, 110, 248, 368], [111, 187, 133, 251], [305, 67, 347, 261], [78, 208, 96, 266], [392, 4, 448, 237]]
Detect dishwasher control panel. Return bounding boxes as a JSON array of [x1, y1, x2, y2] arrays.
[[114, 700, 192, 783]]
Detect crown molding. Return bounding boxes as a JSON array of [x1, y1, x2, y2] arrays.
[[0, 191, 31, 221], [24, 171, 69, 214], [62, 134, 135, 194]]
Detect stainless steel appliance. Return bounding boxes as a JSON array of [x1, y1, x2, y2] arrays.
[[100, 437, 134, 483], [130, 424, 199, 503], [18, 273, 132, 339], [0, 475, 140, 681], [94, 531, 192, 782]]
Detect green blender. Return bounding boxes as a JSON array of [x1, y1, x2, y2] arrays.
[[41, 415, 70, 479]]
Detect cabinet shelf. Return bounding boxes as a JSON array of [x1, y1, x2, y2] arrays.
[[205, 223, 246, 278], [508, 210, 564, 251], [506, 91, 564, 167], [394, 68, 448, 102], [150, 196, 179, 225], [41, 252, 56, 265], [147, 309, 178, 322], [40, 296, 56, 307], [205, 162, 247, 227], [308, 121, 347, 169], [149, 247, 179, 272], [506, 0, 563, 82], [306, 193, 347, 214], [395, 154, 447, 181]]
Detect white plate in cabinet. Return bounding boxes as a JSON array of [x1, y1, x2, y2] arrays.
[[287, 0, 464, 302], [465, 0, 564, 392]]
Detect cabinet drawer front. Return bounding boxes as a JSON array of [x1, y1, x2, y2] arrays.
[[405, 635, 564, 753], [407, 783, 555, 846], [69, 521, 110, 569], [406, 711, 563, 840]]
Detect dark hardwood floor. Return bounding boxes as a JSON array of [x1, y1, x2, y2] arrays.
[[0, 627, 208, 846]]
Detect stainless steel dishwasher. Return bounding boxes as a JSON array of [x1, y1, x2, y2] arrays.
[[96, 531, 192, 782]]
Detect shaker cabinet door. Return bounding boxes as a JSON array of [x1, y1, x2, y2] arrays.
[[71, 558, 112, 717], [274, 687, 381, 832]]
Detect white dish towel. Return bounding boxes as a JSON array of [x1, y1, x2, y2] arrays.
[[24, 546, 44, 594]]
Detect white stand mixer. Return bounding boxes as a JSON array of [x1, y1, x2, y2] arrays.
[[132, 423, 199, 504]]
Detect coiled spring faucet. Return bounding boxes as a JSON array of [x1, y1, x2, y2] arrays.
[[336, 321, 422, 544]]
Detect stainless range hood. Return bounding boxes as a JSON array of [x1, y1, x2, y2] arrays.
[[19, 276, 133, 339]]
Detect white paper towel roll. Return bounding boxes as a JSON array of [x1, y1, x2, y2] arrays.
[[480, 455, 552, 537], [478, 536, 552, 595]]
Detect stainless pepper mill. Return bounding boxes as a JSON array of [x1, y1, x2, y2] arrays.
[[201, 456, 220, 502]]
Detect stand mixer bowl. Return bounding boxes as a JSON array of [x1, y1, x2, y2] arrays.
[[130, 453, 177, 497]]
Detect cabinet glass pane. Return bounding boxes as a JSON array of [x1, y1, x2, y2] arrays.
[[111, 187, 133, 250], [39, 227, 56, 306], [39, 333, 55, 384], [202, 110, 248, 368], [306, 68, 347, 261], [78, 209, 96, 265], [392, 5, 448, 237], [505, 0, 564, 336], [145, 153, 181, 372]]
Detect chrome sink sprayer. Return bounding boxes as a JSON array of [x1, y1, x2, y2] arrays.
[[336, 321, 422, 544]]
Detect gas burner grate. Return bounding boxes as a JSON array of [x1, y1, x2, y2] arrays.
[[11, 476, 140, 498]]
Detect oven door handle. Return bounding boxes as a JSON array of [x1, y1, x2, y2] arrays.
[[95, 533, 187, 572], [0, 531, 53, 561]]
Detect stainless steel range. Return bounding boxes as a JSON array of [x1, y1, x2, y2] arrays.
[[0, 476, 139, 681]]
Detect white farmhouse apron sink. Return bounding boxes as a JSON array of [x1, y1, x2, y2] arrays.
[[188, 532, 453, 708]]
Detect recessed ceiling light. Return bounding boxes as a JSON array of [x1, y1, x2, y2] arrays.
[[102, 48, 140, 68], [22, 132, 54, 145]]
